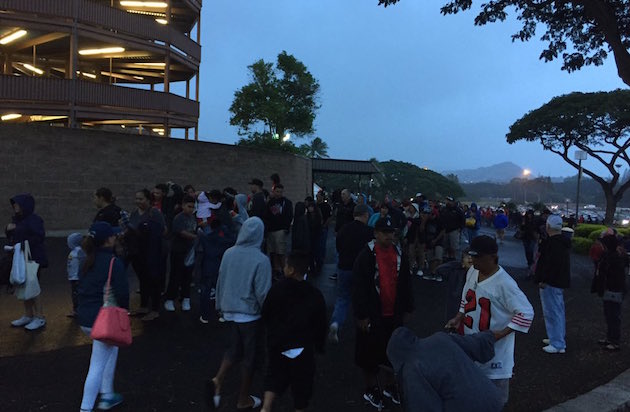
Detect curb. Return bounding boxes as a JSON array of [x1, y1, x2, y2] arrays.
[[544, 369, 630, 412]]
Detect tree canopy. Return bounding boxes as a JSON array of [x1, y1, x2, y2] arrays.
[[299, 137, 329, 158], [230, 51, 321, 141], [506, 89, 630, 223], [378, 0, 630, 86]]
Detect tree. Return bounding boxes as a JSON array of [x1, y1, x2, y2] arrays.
[[230, 51, 320, 147], [299, 137, 329, 158], [378, 0, 630, 87], [506, 89, 630, 223]]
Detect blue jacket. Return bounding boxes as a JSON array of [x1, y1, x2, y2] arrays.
[[8, 194, 48, 267], [199, 229, 235, 277], [78, 249, 129, 328]]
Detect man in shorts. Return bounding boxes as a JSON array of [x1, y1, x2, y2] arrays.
[[207, 217, 272, 410], [264, 184, 293, 276]]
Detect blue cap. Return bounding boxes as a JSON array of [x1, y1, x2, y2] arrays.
[[88, 221, 121, 245]]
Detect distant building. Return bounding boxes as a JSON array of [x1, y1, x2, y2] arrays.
[[0, 0, 201, 139]]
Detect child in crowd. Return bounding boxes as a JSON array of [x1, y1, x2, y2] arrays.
[[66, 232, 85, 318], [260, 251, 327, 412], [198, 218, 235, 323]]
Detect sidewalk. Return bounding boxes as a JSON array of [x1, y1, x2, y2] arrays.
[[0, 227, 629, 411]]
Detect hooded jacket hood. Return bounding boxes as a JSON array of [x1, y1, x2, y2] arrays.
[[236, 217, 264, 248], [67, 232, 83, 249], [234, 193, 249, 222], [11, 193, 35, 218]]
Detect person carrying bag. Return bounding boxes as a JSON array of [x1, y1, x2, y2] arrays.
[[14, 241, 41, 301], [78, 222, 130, 412]]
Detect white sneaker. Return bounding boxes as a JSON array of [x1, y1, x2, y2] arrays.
[[11, 316, 33, 327], [542, 344, 565, 354], [542, 338, 550, 345], [181, 298, 191, 312], [416, 269, 424, 277], [24, 317, 46, 331], [164, 300, 175, 312], [328, 322, 339, 344]]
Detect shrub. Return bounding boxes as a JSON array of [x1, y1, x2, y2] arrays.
[[573, 236, 594, 255], [588, 229, 604, 240], [574, 224, 607, 238]]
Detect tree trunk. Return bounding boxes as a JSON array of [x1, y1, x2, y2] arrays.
[[603, 187, 617, 225]]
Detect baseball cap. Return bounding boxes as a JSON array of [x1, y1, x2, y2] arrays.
[[415, 192, 423, 198], [374, 217, 396, 232], [248, 178, 263, 187], [468, 235, 498, 256], [546, 214, 563, 230], [88, 221, 121, 245], [353, 204, 370, 217]]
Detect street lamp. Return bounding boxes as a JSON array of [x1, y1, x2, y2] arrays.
[[575, 150, 588, 221], [522, 169, 531, 204]]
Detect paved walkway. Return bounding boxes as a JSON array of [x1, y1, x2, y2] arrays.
[[1, 226, 629, 411]]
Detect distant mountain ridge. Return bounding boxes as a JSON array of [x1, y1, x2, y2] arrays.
[[443, 162, 527, 183]]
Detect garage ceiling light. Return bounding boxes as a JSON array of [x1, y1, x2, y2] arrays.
[[1, 113, 22, 121], [23, 63, 43, 74], [120, 1, 168, 7], [0, 29, 27, 45], [79, 47, 125, 55]]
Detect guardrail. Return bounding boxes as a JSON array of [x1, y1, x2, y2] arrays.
[[0, 75, 199, 120], [0, 0, 201, 63]]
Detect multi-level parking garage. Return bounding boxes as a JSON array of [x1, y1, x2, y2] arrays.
[[0, 0, 201, 139]]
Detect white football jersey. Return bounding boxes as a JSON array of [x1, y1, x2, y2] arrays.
[[459, 266, 534, 379]]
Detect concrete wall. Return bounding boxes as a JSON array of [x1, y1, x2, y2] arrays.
[[0, 125, 312, 231]]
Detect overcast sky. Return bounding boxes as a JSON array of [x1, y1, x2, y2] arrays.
[[197, 0, 626, 178]]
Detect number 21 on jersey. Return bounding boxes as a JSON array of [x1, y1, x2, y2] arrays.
[[463, 289, 491, 331]]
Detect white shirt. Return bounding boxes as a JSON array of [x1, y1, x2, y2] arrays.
[[459, 266, 534, 379]]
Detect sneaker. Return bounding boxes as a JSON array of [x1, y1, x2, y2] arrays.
[[199, 316, 209, 324], [218, 315, 225, 323], [11, 316, 33, 327], [434, 275, 443, 282], [424, 273, 436, 281], [329, 272, 338, 281], [328, 322, 339, 344], [382, 384, 401, 405], [164, 300, 176, 312], [209, 288, 216, 301], [141, 311, 160, 321], [598, 338, 611, 346], [363, 386, 384, 409], [24, 317, 46, 331], [542, 344, 565, 354], [415, 269, 424, 277], [542, 338, 550, 345], [604, 343, 621, 351], [181, 298, 191, 312], [97, 392, 123, 410]]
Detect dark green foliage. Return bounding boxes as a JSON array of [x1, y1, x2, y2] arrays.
[[573, 224, 608, 238], [507, 90, 630, 223], [572, 236, 594, 255], [230, 51, 320, 144], [378, 0, 630, 86]]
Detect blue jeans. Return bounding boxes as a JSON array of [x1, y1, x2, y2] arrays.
[[523, 239, 536, 266], [330, 269, 353, 326], [199, 272, 217, 320], [466, 228, 479, 244], [540, 286, 566, 349]]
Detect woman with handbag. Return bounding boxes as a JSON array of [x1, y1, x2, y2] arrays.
[[78, 222, 129, 412], [7, 194, 48, 331]]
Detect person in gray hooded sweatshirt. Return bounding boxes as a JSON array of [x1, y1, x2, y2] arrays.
[[232, 193, 250, 235], [207, 217, 271, 411], [387, 327, 502, 412]]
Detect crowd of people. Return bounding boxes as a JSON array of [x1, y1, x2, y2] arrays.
[[3, 178, 628, 412]]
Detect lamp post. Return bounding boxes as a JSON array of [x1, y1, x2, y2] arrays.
[[522, 169, 531, 204], [574, 150, 587, 221]]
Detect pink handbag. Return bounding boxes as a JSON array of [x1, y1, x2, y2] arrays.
[[90, 257, 132, 347]]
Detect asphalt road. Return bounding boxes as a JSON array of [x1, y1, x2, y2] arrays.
[[1, 226, 628, 412]]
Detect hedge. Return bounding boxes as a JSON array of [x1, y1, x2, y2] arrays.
[[573, 224, 607, 238], [573, 236, 594, 255]]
